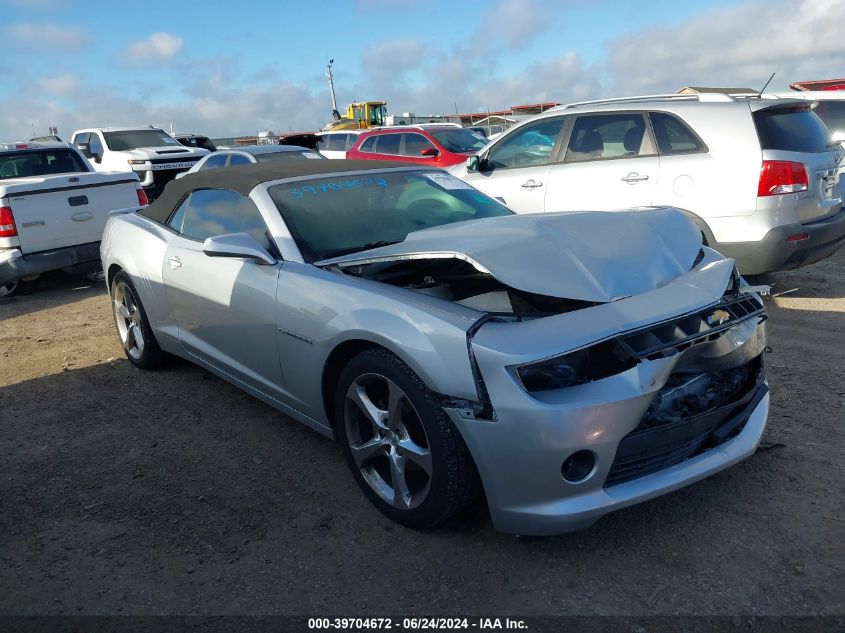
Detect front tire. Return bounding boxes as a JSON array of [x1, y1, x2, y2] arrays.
[[110, 271, 164, 369], [335, 348, 479, 529]]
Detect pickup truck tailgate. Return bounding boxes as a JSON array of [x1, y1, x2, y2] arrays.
[[3, 173, 139, 254]]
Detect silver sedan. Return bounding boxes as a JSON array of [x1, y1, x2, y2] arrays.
[[100, 160, 770, 535]]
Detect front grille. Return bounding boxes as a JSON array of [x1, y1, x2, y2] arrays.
[[617, 295, 764, 361], [149, 157, 198, 165], [784, 234, 845, 268], [605, 357, 765, 487]]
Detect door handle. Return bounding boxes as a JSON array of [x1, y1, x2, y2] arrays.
[[621, 172, 650, 184], [521, 179, 543, 189], [167, 256, 182, 269]]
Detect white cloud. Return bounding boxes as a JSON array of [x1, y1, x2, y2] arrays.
[[475, 0, 549, 50], [2, 22, 88, 52], [122, 32, 184, 67], [38, 73, 79, 96], [607, 0, 845, 94]]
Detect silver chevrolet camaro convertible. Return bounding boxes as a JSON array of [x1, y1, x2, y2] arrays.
[[101, 161, 770, 535]]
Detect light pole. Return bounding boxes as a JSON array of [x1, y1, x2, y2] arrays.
[[326, 59, 340, 120]]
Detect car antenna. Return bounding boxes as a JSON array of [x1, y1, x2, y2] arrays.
[[758, 72, 775, 98]]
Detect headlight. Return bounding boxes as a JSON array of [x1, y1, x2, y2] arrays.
[[513, 341, 638, 393], [516, 349, 589, 392], [127, 159, 147, 165]]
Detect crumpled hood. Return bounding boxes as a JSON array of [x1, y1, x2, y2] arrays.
[[317, 207, 705, 303]]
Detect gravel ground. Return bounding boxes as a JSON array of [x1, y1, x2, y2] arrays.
[[1, 250, 843, 617]]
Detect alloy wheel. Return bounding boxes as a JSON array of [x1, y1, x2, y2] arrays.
[[344, 373, 433, 510], [112, 281, 145, 361]]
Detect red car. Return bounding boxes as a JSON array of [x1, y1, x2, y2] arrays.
[[346, 125, 488, 167]]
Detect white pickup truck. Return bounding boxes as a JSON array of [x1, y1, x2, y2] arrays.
[[71, 127, 209, 200], [0, 142, 146, 297]]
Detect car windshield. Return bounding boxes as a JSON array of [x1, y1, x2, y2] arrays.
[[255, 151, 324, 163], [103, 129, 182, 151], [268, 170, 512, 262], [0, 149, 88, 179], [429, 129, 488, 153]]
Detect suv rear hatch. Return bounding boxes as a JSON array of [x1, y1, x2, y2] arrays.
[[753, 101, 843, 223]]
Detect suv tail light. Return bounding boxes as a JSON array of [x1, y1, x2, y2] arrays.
[[0, 206, 17, 237], [136, 187, 149, 206], [758, 160, 808, 196]]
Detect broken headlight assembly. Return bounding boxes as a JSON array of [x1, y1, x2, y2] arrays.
[[513, 341, 637, 393]]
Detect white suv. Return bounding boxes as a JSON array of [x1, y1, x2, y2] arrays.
[[451, 93, 845, 275]]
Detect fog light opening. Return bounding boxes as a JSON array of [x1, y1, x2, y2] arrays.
[[561, 450, 596, 483]]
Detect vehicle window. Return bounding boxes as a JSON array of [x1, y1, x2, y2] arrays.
[[649, 112, 703, 155], [359, 136, 377, 153], [345, 135, 358, 150], [753, 107, 831, 153], [0, 149, 89, 179], [227, 154, 251, 166], [486, 117, 565, 169], [429, 128, 487, 153], [201, 154, 229, 170], [375, 134, 401, 155], [402, 133, 436, 157], [179, 189, 274, 252], [167, 198, 188, 233], [103, 129, 181, 151], [88, 133, 104, 156], [811, 101, 845, 134], [326, 135, 347, 151], [180, 136, 216, 152], [268, 170, 512, 262], [565, 113, 651, 162]]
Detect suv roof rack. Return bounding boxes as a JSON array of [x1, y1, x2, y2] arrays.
[[554, 92, 739, 110]]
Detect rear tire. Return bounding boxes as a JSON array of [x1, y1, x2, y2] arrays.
[[0, 277, 40, 298], [110, 271, 165, 369], [335, 348, 479, 529]]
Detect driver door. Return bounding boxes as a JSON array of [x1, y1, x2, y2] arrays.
[[162, 188, 284, 396], [460, 116, 567, 213]]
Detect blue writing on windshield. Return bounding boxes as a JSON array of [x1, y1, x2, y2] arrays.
[[287, 177, 388, 199]]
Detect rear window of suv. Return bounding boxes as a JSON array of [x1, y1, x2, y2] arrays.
[[813, 101, 845, 133], [754, 107, 832, 153]]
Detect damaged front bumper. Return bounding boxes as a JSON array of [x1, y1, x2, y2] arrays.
[[447, 261, 770, 536]]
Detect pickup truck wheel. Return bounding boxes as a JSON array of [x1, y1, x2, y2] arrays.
[[335, 348, 479, 529], [0, 278, 39, 298], [110, 271, 164, 369]]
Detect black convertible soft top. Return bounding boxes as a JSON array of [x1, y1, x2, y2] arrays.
[[138, 159, 414, 224]]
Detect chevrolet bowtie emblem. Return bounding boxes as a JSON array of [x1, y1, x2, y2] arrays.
[[707, 309, 731, 326]]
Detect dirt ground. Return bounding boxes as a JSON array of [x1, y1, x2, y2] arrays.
[[1, 250, 843, 617]]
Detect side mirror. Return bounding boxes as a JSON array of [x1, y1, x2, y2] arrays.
[[420, 147, 439, 157], [466, 155, 480, 172], [202, 232, 276, 265], [77, 143, 93, 159]]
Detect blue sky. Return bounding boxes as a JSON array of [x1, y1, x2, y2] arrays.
[[2, 0, 844, 138]]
